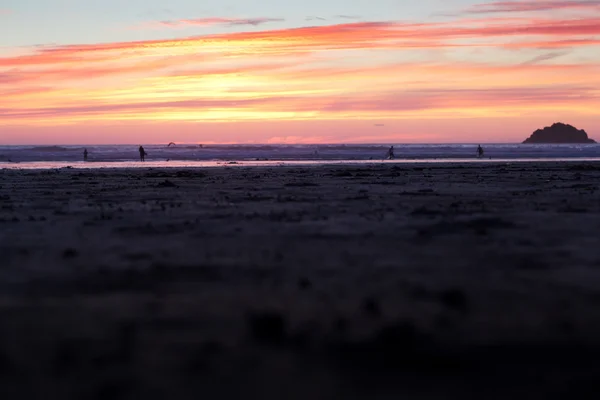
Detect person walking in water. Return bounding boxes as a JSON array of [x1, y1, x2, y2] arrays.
[[477, 145, 484, 158], [139, 146, 147, 162], [386, 145, 395, 160], [83, 148, 88, 161]]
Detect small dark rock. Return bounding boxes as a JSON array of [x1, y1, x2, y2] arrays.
[[438, 288, 469, 313], [248, 311, 287, 345], [362, 297, 381, 317], [62, 248, 79, 259], [298, 277, 312, 290], [157, 179, 177, 188]]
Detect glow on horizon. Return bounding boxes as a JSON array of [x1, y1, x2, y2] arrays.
[[1, 0, 600, 144]]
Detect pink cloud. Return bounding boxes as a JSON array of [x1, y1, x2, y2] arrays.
[[2, 16, 600, 142], [5, 17, 600, 71]]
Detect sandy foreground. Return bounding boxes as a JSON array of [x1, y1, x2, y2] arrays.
[[1, 162, 600, 399]]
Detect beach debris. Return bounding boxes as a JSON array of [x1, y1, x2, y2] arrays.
[[157, 179, 177, 188]]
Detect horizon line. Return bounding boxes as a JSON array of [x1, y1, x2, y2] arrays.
[[0, 142, 584, 146]]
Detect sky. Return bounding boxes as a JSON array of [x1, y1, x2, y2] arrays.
[[1, 0, 600, 144]]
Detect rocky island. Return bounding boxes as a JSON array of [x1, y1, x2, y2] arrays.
[[523, 122, 596, 144]]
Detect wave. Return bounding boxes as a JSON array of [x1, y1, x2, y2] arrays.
[[29, 146, 73, 152]]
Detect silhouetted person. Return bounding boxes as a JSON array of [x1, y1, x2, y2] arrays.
[[477, 145, 484, 158], [386, 146, 395, 160], [139, 146, 147, 162], [83, 148, 88, 161]]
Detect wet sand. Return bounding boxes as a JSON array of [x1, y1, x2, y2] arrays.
[[1, 162, 600, 399]]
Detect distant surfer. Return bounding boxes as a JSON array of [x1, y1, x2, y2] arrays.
[[83, 148, 88, 161], [477, 145, 484, 158], [139, 146, 147, 162], [386, 146, 395, 160]]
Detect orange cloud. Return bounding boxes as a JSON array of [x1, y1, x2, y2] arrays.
[[4, 17, 600, 70], [2, 17, 600, 133]]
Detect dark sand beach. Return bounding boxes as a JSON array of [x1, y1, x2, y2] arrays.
[[2, 162, 600, 399]]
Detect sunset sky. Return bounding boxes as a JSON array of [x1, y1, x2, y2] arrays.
[[1, 0, 600, 144]]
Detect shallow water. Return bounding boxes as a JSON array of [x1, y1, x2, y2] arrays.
[[1, 143, 600, 165]]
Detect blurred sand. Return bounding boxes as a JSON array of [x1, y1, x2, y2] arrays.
[[1, 162, 600, 399]]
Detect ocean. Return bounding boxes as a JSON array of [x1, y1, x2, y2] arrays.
[[1, 143, 600, 169]]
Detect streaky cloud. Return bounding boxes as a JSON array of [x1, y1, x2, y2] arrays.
[[335, 15, 362, 19], [2, 85, 597, 119], [6, 17, 600, 70], [467, 0, 600, 14], [140, 17, 284, 29], [521, 50, 570, 64]]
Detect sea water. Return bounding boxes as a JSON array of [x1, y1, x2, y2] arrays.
[[1, 143, 600, 169]]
